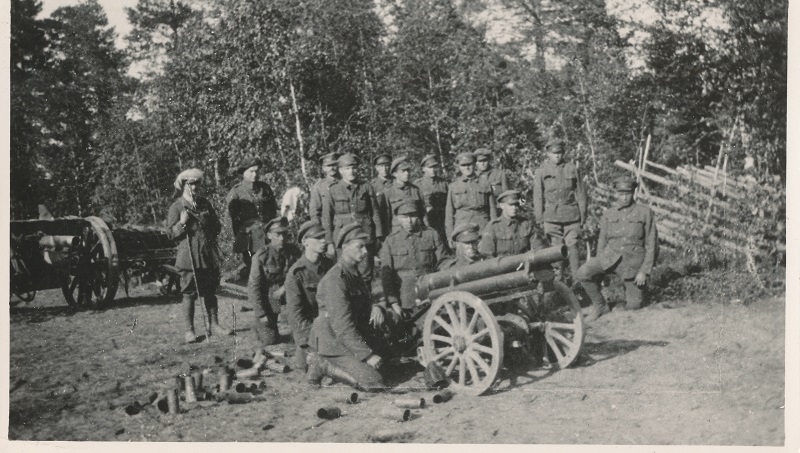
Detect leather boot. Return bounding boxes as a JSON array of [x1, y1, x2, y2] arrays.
[[207, 299, 233, 336], [181, 295, 196, 343], [581, 280, 609, 323], [305, 352, 327, 385]]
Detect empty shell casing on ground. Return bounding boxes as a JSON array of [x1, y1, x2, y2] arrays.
[[380, 406, 411, 422], [433, 389, 454, 404], [236, 367, 260, 380], [191, 370, 203, 390], [184, 375, 197, 402], [124, 403, 141, 416], [345, 392, 359, 404], [219, 373, 232, 392], [166, 388, 179, 414], [225, 392, 253, 404], [317, 407, 342, 419], [156, 396, 169, 413], [393, 397, 425, 408], [265, 360, 289, 373], [234, 382, 249, 393]]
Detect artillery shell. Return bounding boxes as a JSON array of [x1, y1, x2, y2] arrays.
[[219, 373, 232, 392], [380, 406, 411, 422], [234, 382, 249, 393], [317, 407, 342, 420], [432, 389, 454, 404], [184, 375, 197, 403], [393, 397, 425, 409], [265, 359, 290, 373], [236, 367, 260, 380], [226, 392, 253, 404], [166, 388, 179, 415], [345, 392, 359, 404], [124, 402, 142, 416], [191, 370, 203, 390]]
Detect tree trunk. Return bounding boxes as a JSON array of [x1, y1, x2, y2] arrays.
[[289, 80, 309, 188]]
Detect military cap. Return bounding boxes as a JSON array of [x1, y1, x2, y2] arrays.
[[336, 222, 370, 249], [373, 154, 392, 166], [451, 222, 480, 243], [320, 152, 339, 166], [390, 156, 411, 174], [497, 190, 521, 205], [613, 175, 637, 192], [421, 154, 440, 167], [545, 138, 565, 154], [237, 157, 263, 174], [474, 148, 491, 161], [265, 217, 289, 233], [455, 152, 475, 165], [173, 168, 204, 190], [338, 153, 361, 167], [394, 199, 420, 216], [297, 220, 326, 243]]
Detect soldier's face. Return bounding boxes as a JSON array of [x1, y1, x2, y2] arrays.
[[397, 214, 415, 231], [375, 164, 389, 178], [547, 152, 563, 164], [323, 164, 338, 178], [457, 240, 480, 261], [341, 238, 368, 263], [475, 160, 489, 172], [499, 202, 518, 218], [268, 230, 287, 249], [614, 190, 634, 207], [423, 165, 439, 177], [184, 180, 202, 198], [304, 236, 327, 255], [340, 165, 357, 182], [394, 168, 410, 184], [243, 166, 260, 183], [458, 163, 474, 177]]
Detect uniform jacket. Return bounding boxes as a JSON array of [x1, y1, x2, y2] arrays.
[[248, 243, 302, 318], [596, 202, 657, 279], [380, 226, 446, 309], [371, 176, 393, 236], [478, 215, 546, 257], [167, 196, 221, 271], [309, 176, 338, 224], [383, 181, 426, 233], [309, 260, 377, 360], [477, 168, 509, 200], [284, 254, 335, 347], [444, 175, 497, 241], [414, 175, 448, 234], [532, 160, 587, 224], [226, 181, 277, 253], [323, 179, 384, 244]]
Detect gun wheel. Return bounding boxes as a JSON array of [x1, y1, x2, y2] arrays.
[[537, 280, 585, 369], [61, 217, 119, 308], [423, 291, 503, 396]]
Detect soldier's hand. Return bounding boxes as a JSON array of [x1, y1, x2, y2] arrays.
[[634, 272, 647, 287], [179, 209, 190, 226], [273, 285, 285, 299], [370, 305, 385, 327], [366, 354, 383, 370]]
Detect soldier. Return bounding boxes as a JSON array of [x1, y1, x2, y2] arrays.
[[167, 169, 231, 343], [308, 152, 340, 226], [248, 217, 302, 347], [444, 152, 497, 248], [533, 138, 588, 281], [284, 220, 334, 370], [575, 176, 657, 322], [474, 148, 509, 201], [322, 153, 385, 281], [225, 157, 278, 281], [479, 190, 547, 258], [383, 156, 425, 233], [414, 154, 448, 244], [370, 153, 393, 241], [380, 200, 446, 317], [438, 223, 487, 270], [306, 223, 389, 391]]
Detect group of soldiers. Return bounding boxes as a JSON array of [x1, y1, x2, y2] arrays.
[[165, 139, 657, 390]]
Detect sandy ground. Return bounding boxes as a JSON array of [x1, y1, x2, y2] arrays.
[[7, 284, 785, 445]]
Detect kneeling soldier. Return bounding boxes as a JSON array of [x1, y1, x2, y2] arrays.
[[248, 217, 301, 347], [479, 189, 546, 258], [284, 221, 334, 370], [380, 200, 446, 318], [306, 223, 389, 391], [575, 176, 657, 322], [438, 223, 487, 270]]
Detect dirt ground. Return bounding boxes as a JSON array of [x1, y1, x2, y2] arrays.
[[7, 283, 785, 445]]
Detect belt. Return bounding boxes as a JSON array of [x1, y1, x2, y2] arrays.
[[334, 213, 369, 219]]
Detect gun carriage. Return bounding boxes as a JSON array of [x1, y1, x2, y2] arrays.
[[10, 216, 179, 308], [413, 245, 585, 395]]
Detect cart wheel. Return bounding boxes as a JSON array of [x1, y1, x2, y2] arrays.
[[423, 291, 504, 396], [61, 217, 119, 308], [537, 280, 585, 369], [10, 254, 37, 303]]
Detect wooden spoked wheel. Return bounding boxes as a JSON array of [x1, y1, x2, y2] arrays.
[[61, 217, 119, 308], [537, 281, 585, 369], [423, 291, 504, 396]]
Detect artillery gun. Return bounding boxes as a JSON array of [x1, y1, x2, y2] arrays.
[[413, 245, 585, 395], [10, 215, 179, 308]]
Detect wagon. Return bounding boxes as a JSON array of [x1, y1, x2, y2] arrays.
[[413, 245, 585, 395], [9, 215, 179, 308]]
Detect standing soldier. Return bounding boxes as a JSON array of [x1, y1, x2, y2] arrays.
[[167, 169, 231, 343], [323, 153, 385, 281], [308, 152, 340, 226], [445, 152, 497, 248], [248, 217, 302, 347], [306, 223, 388, 391], [533, 138, 588, 282], [380, 200, 446, 317], [284, 220, 334, 371], [383, 156, 425, 233], [438, 223, 487, 270], [474, 148, 509, 201], [414, 154, 448, 244], [479, 190, 546, 258], [226, 158, 278, 281], [370, 153, 393, 242], [575, 176, 657, 322]]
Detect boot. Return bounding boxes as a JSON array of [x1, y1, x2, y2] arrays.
[[207, 297, 233, 336], [181, 295, 196, 343], [580, 280, 609, 323], [305, 352, 327, 385]]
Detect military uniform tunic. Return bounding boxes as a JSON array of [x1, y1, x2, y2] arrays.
[[414, 175, 448, 239], [225, 181, 278, 253], [444, 176, 497, 242], [478, 215, 546, 257], [382, 181, 426, 233], [167, 196, 222, 294], [248, 243, 302, 319], [309, 175, 338, 224], [323, 179, 385, 245], [380, 227, 446, 309], [596, 202, 657, 279], [532, 161, 587, 225], [284, 255, 335, 347], [477, 168, 509, 200], [370, 176, 393, 238]]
